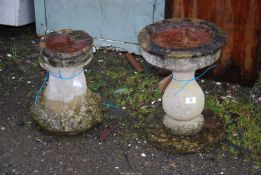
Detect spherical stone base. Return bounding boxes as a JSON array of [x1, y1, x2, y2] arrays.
[[163, 114, 204, 136], [145, 109, 225, 154], [31, 89, 103, 135]]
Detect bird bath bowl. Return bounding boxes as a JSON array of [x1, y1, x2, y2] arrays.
[[138, 18, 225, 153], [31, 29, 103, 134]]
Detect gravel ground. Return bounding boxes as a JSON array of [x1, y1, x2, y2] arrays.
[[0, 24, 260, 175]]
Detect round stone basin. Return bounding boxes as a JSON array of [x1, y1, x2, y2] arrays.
[[46, 34, 88, 53], [138, 18, 225, 72], [151, 25, 213, 49], [40, 29, 93, 68]]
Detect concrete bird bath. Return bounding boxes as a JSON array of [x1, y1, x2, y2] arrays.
[[31, 29, 103, 134], [138, 18, 225, 153]]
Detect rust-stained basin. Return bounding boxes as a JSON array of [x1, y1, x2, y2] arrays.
[[138, 18, 225, 71]]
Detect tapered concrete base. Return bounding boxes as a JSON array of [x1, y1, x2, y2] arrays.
[[163, 114, 204, 136], [31, 89, 103, 135], [145, 109, 225, 154]]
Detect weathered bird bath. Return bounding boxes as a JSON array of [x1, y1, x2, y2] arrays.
[[138, 18, 225, 153], [31, 29, 103, 134]]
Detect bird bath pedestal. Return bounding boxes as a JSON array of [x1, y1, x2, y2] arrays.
[[138, 19, 225, 153], [31, 29, 103, 134]]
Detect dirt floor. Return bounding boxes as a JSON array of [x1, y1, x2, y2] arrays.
[[0, 24, 260, 175]]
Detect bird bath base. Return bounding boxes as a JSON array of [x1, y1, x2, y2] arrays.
[[145, 109, 224, 154], [31, 89, 103, 134]]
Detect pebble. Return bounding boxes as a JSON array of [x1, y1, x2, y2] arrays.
[[216, 82, 222, 86], [0, 69, 2, 71], [114, 166, 119, 169], [122, 106, 126, 110], [12, 76, 15, 79], [220, 172, 224, 174], [141, 153, 146, 157], [151, 101, 155, 105], [92, 47, 96, 53], [158, 98, 162, 102], [98, 59, 103, 62], [1, 126, 6, 130], [6, 54, 12, 57], [232, 132, 238, 137], [27, 81, 31, 84]]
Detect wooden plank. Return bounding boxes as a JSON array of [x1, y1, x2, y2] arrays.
[[166, 0, 261, 85]]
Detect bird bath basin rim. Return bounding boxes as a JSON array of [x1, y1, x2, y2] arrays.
[[39, 29, 93, 67], [138, 18, 225, 59]]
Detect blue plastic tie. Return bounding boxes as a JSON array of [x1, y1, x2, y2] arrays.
[[102, 102, 120, 110], [34, 69, 84, 106], [172, 65, 217, 96], [34, 72, 49, 106]]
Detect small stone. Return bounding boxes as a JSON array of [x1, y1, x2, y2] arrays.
[[141, 153, 146, 157], [122, 106, 126, 110], [92, 47, 96, 53], [114, 166, 119, 169], [12, 76, 15, 79], [158, 98, 162, 102], [27, 81, 31, 84], [226, 95, 232, 98], [6, 54, 11, 57], [128, 144, 131, 147], [151, 101, 155, 104], [216, 82, 221, 85], [232, 132, 238, 137], [98, 59, 103, 62], [1, 126, 6, 130], [220, 172, 224, 175], [201, 80, 205, 83]]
